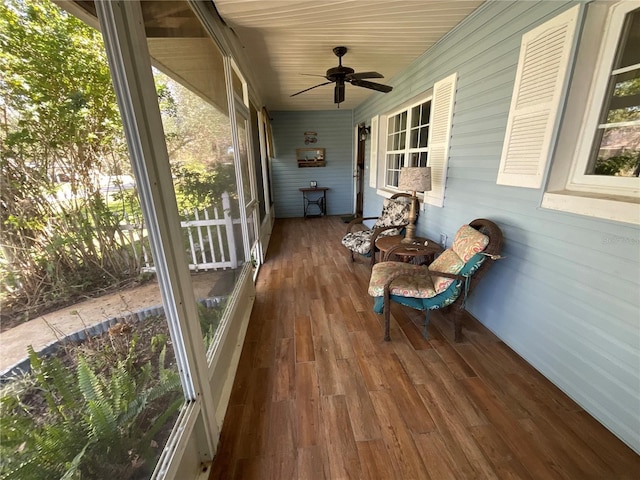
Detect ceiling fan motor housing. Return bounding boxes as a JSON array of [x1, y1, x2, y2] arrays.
[[326, 66, 355, 82]]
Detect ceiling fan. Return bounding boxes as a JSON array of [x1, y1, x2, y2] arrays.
[[290, 46, 393, 106]]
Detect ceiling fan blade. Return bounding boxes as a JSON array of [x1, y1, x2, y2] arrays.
[[350, 79, 393, 93], [290, 81, 333, 97], [300, 73, 329, 78], [334, 81, 345, 104], [346, 71, 384, 80]]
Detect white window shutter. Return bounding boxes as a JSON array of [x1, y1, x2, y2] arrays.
[[497, 5, 580, 188], [426, 73, 457, 207], [369, 115, 379, 188]]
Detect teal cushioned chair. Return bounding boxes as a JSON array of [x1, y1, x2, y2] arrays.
[[368, 219, 503, 342]]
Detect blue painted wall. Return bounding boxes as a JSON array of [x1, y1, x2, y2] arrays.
[[353, 0, 640, 453], [270, 110, 354, 217]]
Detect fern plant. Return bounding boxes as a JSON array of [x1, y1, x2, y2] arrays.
[[1, 334, 182, 480]]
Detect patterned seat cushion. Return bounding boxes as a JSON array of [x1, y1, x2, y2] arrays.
[[368, 224, 490, 299], [428, 249, 465, 294], [341, 198, 410, 255], [371, 198, 410, 236], [451, 224, 489, 262], [368, 262, 438, 299], [341, 229, 375, 255]]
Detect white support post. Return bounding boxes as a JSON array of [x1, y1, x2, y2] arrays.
[[94, 0, 218, 470], [222, 192, 238, 268]]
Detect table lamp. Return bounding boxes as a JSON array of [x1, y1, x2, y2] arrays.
[[398, 166, 432, 244]]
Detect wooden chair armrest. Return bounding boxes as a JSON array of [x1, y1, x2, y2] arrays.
[[346, 216, 379, 234], [370, 223, 409, 245]]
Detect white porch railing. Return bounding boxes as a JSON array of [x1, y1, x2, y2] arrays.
[[120, 192, 241, 272]]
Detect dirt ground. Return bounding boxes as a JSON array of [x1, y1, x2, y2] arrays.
[[0, 270, 236, 374]]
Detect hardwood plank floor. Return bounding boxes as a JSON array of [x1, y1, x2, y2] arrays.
[[209, 216, 639, 479]]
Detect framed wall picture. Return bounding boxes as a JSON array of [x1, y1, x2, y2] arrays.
[[296, 148, 326, 167], [310, 181, 317, 188]]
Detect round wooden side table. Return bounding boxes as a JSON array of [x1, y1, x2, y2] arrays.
[[375, 235, 443, 264]]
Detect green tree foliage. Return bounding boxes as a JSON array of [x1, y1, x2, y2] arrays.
[[0, 0, 139, 319], [0, 0, 242, 324]]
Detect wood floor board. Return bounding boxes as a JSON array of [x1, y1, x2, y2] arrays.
[[428, 359, 489, 427], [297, 445, 329, 480], [272, 337, 295, 402], [356, 439, 398, 480], [467, 424, 535, 480], [382, 353, 436, 433], [294, 315, 315, 363], [336, 357, 382, 442], [209, 217, 639, 480], [319, 395, 362, 479], [416, 381, 499, 480], [462, 376, 565, 480], [328, 313, 355, 360], [412, 431, 461, 480], [368, 388, 431, 479]]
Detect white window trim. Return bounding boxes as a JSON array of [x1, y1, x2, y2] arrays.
[[375, 72, 457, 207], [540, 1, 640, 225], [369, 115, 379, 188], [567, 0, 640, 197], [376, 93, 432, 197]]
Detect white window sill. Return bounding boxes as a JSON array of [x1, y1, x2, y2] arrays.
[[541, 190, 640, 225], [376, 188, 397, 199]]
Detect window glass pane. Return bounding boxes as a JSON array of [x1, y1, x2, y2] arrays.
[[411, 105, 421, 128], [615, 8, 640, 70], [418, 151, 429, 167], [236, 116, 252, 206], [144, 4, 245, 348], [419, 126, 429, 147], [400, 111, 407, 130], [399, 131, 406, 149], [0, 1, 193, 477], [410, 128, 419, 148], [232, 68, 244, 99], [421, 102, 431, 125], [587, 8, 640, 178], [590, 125, 640, 176]]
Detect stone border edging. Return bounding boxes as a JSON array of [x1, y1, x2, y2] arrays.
[[0, 297, 223, 383]]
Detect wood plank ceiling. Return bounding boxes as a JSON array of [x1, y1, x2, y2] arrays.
[[214, 0, 485, 111]]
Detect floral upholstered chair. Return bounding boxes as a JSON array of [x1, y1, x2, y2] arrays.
[[341, 193, 412, 267], [368, 219, 503, 342]]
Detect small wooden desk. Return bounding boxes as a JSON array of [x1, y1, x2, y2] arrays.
[[375, 235, 443, 264], [299, 187, 329, 218]]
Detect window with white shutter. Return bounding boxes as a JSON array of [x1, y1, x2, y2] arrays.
[[426, 73, 457, 207], [377, 73, 457, 206], [497, 5, 580, 189]]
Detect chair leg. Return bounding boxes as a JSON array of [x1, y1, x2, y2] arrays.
[[384, 294, 391, 341]]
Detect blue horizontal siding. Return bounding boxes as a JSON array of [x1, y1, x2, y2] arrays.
[[354, 0, 639, 454], [270, 110, 354, 218]]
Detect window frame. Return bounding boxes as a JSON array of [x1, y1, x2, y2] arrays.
[[535, 1, 640, 225], [382, 95, 433, 191], [566, 1, 640, 196]]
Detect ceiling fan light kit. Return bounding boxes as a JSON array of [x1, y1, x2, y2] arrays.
[[291, 46, 393, 106]]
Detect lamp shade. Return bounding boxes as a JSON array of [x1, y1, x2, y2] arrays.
[[398, 167, 432, 192]]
